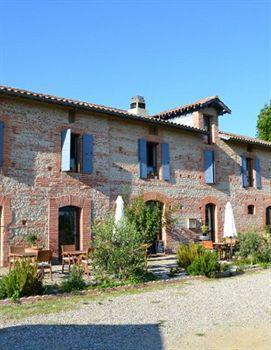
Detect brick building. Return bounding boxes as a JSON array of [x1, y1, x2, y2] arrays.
[[0, 85, 270, 266]]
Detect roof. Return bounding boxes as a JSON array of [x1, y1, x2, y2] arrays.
[[0, 85, 207, 134], [154, 96, 231, 119], [219, 131, 271, 148]]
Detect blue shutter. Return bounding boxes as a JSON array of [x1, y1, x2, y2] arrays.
[[241, 156, 247, 188], [61, 129, 71, 171], [0, 121, 4, 167], [82, 134, 93, 174], [138, 139, 147, 179], [161, 143, 170, 181], [254, 157, 262, 189], [204, 150, 215, 184]]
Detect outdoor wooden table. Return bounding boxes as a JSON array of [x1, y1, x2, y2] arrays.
[[9, 251, 38, 258], [9, 251, 38, 264], [65, 250, 88, 264]]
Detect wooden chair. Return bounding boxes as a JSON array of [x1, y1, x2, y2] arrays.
[[61, 244, 76, 273], [36, 250, 53, 280], [9, 246, 25, 270], [201, 240, 214, 250], [79, 247, 94, 276]]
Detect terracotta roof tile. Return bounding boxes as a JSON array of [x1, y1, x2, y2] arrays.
[[154, 96, 231, 119], [219, 131, 271, 148], [0, 85, 207, 134]]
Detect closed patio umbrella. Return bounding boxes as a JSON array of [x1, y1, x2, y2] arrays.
[[223, 202, 237, 238], [223, 202, 237, 258], [115, 195, 125, 226]]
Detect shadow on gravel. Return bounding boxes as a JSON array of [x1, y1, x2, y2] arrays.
[[0, 323, 163, 350]]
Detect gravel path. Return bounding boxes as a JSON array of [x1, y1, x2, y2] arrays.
[[0, 270, 271, 349]]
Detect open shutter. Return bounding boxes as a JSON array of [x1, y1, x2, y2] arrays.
[[241, 156, 247, 188], [61, 129, 71, 171], [82, 134, 93, 174], [204, 150, 215, 184], [138, 139, 147, 179], [0, 121, 4, 167], [161, 143, 170, 181], [254, 157, 262, 189]]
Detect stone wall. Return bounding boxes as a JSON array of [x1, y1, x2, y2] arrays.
[[0, 96, 270, 264]]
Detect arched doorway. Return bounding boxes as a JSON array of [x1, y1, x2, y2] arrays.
[[146, 200, 163, 254], [205, 203, 216, 242], [59, 206, 81, 255], [266, 206, 271, 230]]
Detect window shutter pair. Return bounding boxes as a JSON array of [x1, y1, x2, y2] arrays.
[[138, 139, 170, 181], [204, 150, 215, 184], [241, 155, 261, 189], [61, 129, 93, 174]]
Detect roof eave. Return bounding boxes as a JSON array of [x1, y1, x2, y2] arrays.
[[220, 135, 271, 149], [0, 88, 207, 135]]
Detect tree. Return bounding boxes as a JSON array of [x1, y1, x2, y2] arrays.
[[256, 102, 271, 141]]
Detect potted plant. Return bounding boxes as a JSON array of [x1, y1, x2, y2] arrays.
[[199, 224, 210, 241], [25, 233, 39, 252]]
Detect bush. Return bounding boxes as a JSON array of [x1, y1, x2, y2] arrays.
[[237, 231, 271, 263], [0, 259, 43, 300], [92, 217, 145, 281], [177, 243, 205, 269], [60, 266, 86, 293], [125, 195, 162, 245], [187, 250, 220, 277]]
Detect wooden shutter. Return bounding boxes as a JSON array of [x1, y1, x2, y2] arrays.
[[161, 143, 170, 181], [254, 157, 262, 189], [61, 129, 71, 171], [138, 139, 147, 179], [204, 150, 215, 184], [0, 121, 4, 167], [82, 134, 93, 174], [241, 156, 247, 188]]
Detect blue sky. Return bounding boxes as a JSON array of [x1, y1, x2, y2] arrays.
[[0, 0, 270, 136]]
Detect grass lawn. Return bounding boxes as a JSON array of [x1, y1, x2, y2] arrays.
[[0, 280, 190, 323]]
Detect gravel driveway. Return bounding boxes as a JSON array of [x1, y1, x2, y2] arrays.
[[0, 270, 271, 350]]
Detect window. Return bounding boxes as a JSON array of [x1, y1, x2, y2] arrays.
[[241, 155, 261, 189], [248, 205, 255, 215], [61, 130, 93, 174], [138, 139, 170, 181], [70, 133, 81, 172], [246, 158, 254, 187], [147, 142, 158, 178]]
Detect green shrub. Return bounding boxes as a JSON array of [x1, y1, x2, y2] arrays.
[[177, 243, 205, 269], [92, 217, 145, 281], [237, 231, 271, 263], [60, 266, 86, 293], [187, 250, 220, 277], [238, 231, 261, 259], [125, 195, 162, 245], [0, 259, 43, 300]]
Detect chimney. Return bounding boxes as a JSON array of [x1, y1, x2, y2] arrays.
[[128, 96, 149, 116]]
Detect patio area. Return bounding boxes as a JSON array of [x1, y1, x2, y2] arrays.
[[0, 254, 180, 286]]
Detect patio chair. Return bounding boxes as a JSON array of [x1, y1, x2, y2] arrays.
[[9, 246, 25, 270], [61, 244, 76, 273], [201, 240, 214, 250], [79, 247, 94, 276], [36, 250, 53, 280]]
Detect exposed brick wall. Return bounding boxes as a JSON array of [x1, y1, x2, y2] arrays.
[[0, 96, 270, 265]]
